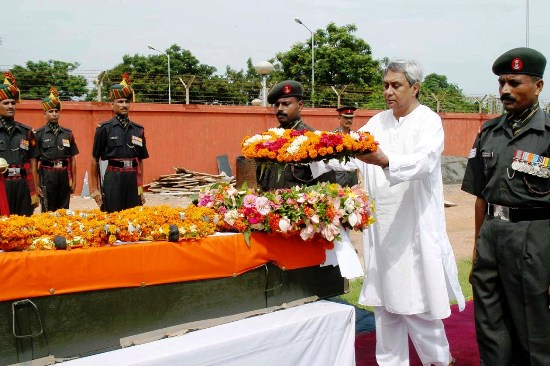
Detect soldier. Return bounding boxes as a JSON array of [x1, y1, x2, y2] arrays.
[[334, 105, 356, 134], [333, 106, 359, 187], [256, 80, 320, 190], [0, 72, 38, 216], [462, 47, 550, 365], [89, 74, 149, 213], [33, 87, 79, 211]]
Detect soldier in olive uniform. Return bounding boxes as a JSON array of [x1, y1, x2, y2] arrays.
[[0, 72, 38, 216], [462, 47, 550, 365], [256, 80, 323, 190], [332, 106, 359, 187], [33, 87, 79, 211], [90, 74, 149, 213]]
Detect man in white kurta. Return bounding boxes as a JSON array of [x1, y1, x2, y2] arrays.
[[355, 60, 464, 366]]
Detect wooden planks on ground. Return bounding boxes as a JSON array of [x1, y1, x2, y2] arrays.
[[145, 167, 235, 195]]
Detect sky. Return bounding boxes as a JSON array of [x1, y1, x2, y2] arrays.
[[3, 0, 550, 102]]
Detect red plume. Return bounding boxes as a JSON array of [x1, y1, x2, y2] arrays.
[[3, 72, 17, 87], [49, 86, 59, 98], [122, 73, 132, 85]]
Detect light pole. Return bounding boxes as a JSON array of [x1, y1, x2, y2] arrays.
[[148, 45, 171, 104], [294, 17, 314, 107], [253, 61, 274, 106], [526, 0, 529, 47]]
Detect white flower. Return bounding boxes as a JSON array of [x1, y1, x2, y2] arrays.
[[279, 217, 291, 232], [321, 223, 340, 242], [128, 221, 140, 233], [344, 197, 356, 213], [268, 127, 285, 136], [310, 214, 320, 224], [286, 135, 308, 155], [255, 196, 271, 215], [242, 134, 265, 147], [224, 210, 240, 226], [349, 131, 360, 141], [300, 225, 315, 240], [348, 212, 358, 227]]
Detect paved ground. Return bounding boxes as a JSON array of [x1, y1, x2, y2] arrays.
[[65, 183, 475, 260]]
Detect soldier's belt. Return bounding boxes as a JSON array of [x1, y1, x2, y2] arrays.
[[488, 203, 550, 222], [41, 159, 68, 168], [108, 159, 137, 168], [5, 167, 24, 178]]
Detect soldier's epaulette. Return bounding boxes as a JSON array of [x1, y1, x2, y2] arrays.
[[34, 125, 46, 133], [97, 120, 112, 128], [59, 126, 72, 133], [479, 116, 501, 134], [129, 120, 144, 128], [15, 121, 33, 131]]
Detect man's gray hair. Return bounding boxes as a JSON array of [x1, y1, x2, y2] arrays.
[[383, 59, 424, 86]]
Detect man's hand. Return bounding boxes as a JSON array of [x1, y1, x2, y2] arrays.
[[356, 147, 389, 168], [91, 189, 102, 208]]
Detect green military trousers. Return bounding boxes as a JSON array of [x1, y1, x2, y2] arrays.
[[472, 216, 550, 366]]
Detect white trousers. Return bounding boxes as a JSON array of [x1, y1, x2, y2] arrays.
[[374, 307, 451, 366]]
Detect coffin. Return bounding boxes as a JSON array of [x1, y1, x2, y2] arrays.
[[0, 233, 346, 364]]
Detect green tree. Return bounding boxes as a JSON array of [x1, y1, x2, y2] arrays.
[[273, 23, 383, 107], [96, 44, 217, 103], [10, 60, 88, 101], [420, 73, 477, 112]]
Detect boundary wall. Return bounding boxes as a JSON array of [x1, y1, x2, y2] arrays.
[[15, 101, 497, 194]]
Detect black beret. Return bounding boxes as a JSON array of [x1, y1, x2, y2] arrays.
[[492, 47, 546, 77], [267, 80, 304, 104], [336, 106, 356, 117]]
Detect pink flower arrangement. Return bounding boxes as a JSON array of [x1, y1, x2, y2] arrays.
[[197, 182, 375, 245]]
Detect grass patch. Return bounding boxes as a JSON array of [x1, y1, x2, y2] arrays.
[[338, 258, 473, 308]]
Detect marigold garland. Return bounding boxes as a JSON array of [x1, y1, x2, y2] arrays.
[[0, 205, 218, 252], [241, 128, 378, 164]]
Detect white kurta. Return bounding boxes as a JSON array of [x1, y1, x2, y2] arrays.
[[357, 105, 464, 319]]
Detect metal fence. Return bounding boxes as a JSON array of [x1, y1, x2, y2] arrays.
[[3, 67, 550, 113]]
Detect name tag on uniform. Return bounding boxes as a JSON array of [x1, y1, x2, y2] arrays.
[[468, 148, 476, 159], [20, 139, 29, 150], [110, 136, 119, 140], [482, 151, 493, 158], [62, 139, 70, 147], [44, 138, 52, 143], [131, 135, 143, 147]]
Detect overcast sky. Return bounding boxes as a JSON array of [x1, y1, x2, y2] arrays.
[[3, 0, 550, 101]]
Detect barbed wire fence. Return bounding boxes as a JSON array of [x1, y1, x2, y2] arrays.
[[2, 67, 550, 113]]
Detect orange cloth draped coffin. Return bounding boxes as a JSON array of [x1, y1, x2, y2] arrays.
[[0, 233, 332, 301]]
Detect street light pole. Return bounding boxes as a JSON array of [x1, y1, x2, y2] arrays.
[[253, 61, 274, 107], [294, 18, 315, 107], [148, 45, 172, 104], [526, 0, 530, 47]]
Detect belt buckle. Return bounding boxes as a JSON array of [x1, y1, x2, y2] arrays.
[[7, 167, 20, 176], [53, 161, 63, 168], [123, 160, 133, 168], [493, 204, 510, 221]]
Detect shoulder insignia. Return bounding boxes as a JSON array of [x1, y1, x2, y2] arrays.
[[15, 121, 33, 130], [130, 120, 144, 128]]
